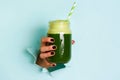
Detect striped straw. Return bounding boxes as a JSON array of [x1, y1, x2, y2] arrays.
[[67, 2, 77, 20]]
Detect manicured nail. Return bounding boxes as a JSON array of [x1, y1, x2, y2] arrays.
[[51, 51, 54, 55], [50, 38, 54, 42], [52, 45, 57, 49], [72, 40, 75, 44], [52, 64, 56, 67]]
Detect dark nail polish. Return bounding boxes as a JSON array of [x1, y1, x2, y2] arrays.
[[51, 52, 54, 55], [52, 64, 56, 67], [52, 45, 56, 49], [50, 39, 54, 42]]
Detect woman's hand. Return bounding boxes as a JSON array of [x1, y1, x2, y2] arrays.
[[36, 37, 75, 68]]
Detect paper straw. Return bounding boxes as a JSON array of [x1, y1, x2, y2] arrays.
[[67, 2, 77, 20]]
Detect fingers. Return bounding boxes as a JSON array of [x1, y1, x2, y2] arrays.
[[40, 45, 57, 52], [38, 59, 56, 68], [38, 37, 75, 68], [41, 37, 54, 46], [40, 51, 55, 59], [43, 60, 56, 68]]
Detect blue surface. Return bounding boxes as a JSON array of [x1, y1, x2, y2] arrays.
[[0, 0, 120, 80]]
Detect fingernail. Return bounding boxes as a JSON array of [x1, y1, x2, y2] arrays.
[[51, 51, 54, 55], [72, 40, 75, 44], [50, 38, 54, 42], [52, 64, 56, 67], [52, 45, 57, 49]]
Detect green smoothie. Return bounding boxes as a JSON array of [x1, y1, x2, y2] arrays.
[[47, 20, 71, 63]]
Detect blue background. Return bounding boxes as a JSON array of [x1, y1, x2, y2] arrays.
[[0, 0, 120, 80]]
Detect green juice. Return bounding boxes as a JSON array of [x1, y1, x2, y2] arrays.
[[47, 20, 72, 63], [48, 34, 71, 63]]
